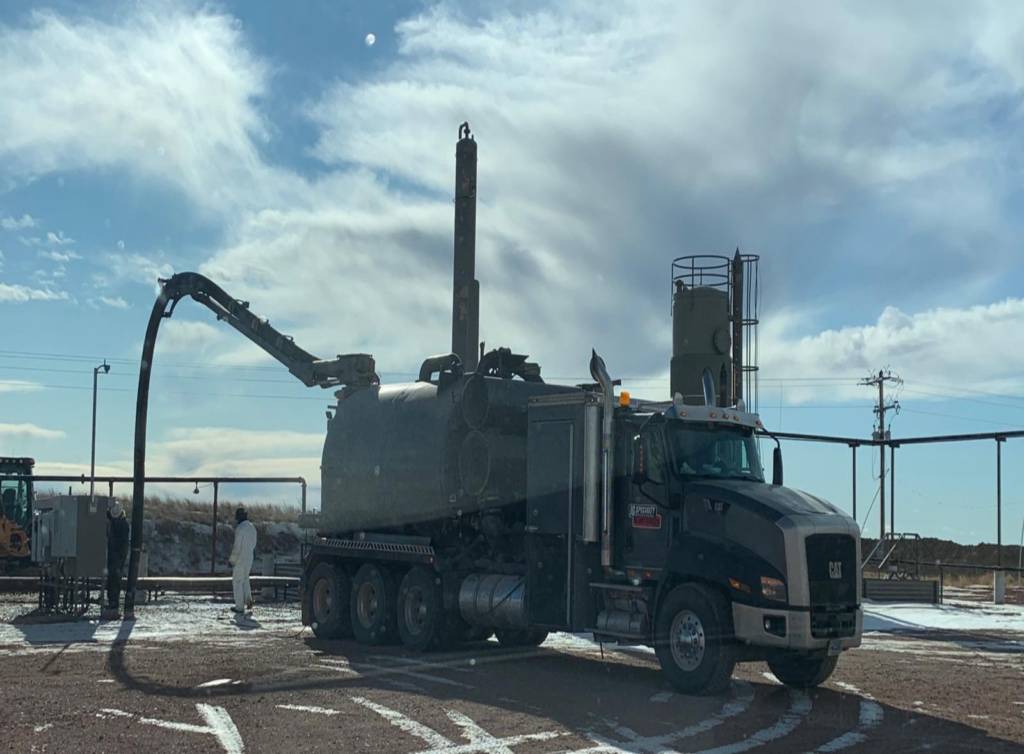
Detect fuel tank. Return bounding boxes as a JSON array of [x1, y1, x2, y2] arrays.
[[320, 373, 574, 532]]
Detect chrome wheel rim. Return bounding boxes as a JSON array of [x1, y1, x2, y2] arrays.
[[670, 609, 706, 672]]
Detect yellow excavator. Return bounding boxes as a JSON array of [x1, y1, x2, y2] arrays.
[[0, 457, 33, 567]]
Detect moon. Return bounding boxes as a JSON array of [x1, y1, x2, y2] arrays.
[[364, 33, 376, 47]]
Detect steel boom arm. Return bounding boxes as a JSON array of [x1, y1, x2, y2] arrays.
[[124, 271, 375, 617], [161, 272, 376, 388]]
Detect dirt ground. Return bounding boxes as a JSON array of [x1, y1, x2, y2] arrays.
[[3, 594, 1024, 753]]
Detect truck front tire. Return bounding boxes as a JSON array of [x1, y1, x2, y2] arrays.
[[306, 562, 352, 640], [351, 563, 399, 644], [654, 584, 736, 695], [397, 566, 445, 651], [767, 651, 838, 688]]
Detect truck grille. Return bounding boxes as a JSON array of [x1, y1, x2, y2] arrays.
[[805, 533, 858, 639], [805, 533, 857, 606]]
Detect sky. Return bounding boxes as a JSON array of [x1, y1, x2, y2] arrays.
[[1, 0, 1023, 544]]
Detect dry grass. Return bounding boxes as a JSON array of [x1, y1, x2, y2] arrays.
[[36, 488, 300, 525]]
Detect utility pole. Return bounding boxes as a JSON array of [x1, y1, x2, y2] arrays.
[[91, 360, 111, 502], [860, 369, 901, 542]]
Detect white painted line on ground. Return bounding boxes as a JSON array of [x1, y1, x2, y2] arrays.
[[692, 689, 812, 754], [806, 677, 885, 753], [810, 699, 883, 753], [350, 695, 566, 754], [95, 705, 244, 753], [313, 663, 358, 675], [446, 709, 565, 754], [352, 696, 452, 749], [572, 681, 755, 754], [649, 691, 674, 703], [197, 704, 245, 754], [197, 678, 237, 688], [276, 704, 341, 716], [358, 656, 473, 689]]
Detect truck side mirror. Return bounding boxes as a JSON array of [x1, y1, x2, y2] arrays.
[[772, 446, 783, 486]]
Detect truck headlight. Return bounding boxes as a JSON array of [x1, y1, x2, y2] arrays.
[[760, 576, 787, 603]]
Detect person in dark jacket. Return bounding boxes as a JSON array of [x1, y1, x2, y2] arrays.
[[105, 501, 130, 617]]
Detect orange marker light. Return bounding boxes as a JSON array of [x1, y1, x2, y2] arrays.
[[619, 391, 631, 407]]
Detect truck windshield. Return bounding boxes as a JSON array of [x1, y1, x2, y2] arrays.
[[666, 422, 764, 482]]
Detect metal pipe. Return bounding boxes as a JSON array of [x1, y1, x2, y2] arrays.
[[731, 249, 743, 405], [582, 401, 600, 543], [590, 350, 615, 568], [851, 444, 857, 521], [89, 361, 109, 501], [451, 122, 479, 372], [890, 444, 896, 538], [124, 289, 170, 619], [997, 438, 1003, 568], [211, 481, 219, 576], [301, 479, 307, 515]]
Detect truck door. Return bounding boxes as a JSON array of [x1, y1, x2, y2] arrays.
[[525, 417, 575, 629], [620, 429, 673, 570]]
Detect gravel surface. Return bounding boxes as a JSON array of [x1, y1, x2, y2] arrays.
[[3, 595, 1024, 753]]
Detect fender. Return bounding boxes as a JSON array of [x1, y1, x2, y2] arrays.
[[656, 533, 790, 615]]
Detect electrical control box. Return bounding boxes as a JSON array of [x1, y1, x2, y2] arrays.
[[31, 495, 110, 578]]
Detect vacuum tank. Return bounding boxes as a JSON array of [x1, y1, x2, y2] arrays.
[[320, 368, 570, 532]]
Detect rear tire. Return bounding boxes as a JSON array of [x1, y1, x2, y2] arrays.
[[767, 651, 838, 688], [495, 628, 548, 647], [654, 584, 736, 695], [397, 567, 445, 651], [305, 562, 352, 640], [351, 563, 399, 645]]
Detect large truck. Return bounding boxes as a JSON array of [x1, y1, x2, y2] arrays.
[[130, 124, 861, 693]]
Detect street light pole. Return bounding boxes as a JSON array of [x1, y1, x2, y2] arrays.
[[91, 360, 110, 501]]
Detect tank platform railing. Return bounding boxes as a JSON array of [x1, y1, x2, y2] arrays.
[[671, 255, 732, 295]]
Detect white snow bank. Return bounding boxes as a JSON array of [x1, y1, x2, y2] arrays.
[[0, 597, 303, 653], [864, 599, 1024, 633]]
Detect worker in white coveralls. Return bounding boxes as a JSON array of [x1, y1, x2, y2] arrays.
[[229, 506, 258, 613]]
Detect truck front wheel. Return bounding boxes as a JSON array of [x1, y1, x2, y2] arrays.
[[397, 566, 445, 651], [351, 563, 399, 644], [306, 562, 352, 639], [767, 651, 837, 688], [654, 584, 736, 695]]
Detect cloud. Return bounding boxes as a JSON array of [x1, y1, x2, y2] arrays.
[[0, 380, 42, 393], [38, 249, 81, 262], [0, 214, 36, 230], [0, 422, 64, 440], [99, 252, 174, 291], [99, 295, 129, 309], [144, 426, 322, 481], [0, 282, 69, 302], [760, 298, 1024, 402], [193, 1, 1024, 389], [0, 6, 288, 213], [157, 320, 230, 355]]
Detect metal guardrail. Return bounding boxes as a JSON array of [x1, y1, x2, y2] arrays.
[[0, 575, 299, 594]]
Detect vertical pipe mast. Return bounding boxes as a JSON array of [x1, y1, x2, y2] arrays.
[[452, 122, 480, 372], [731, 249, 743, 406]]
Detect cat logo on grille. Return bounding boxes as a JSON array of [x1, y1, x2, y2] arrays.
[[828, 561, 843, 579]]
